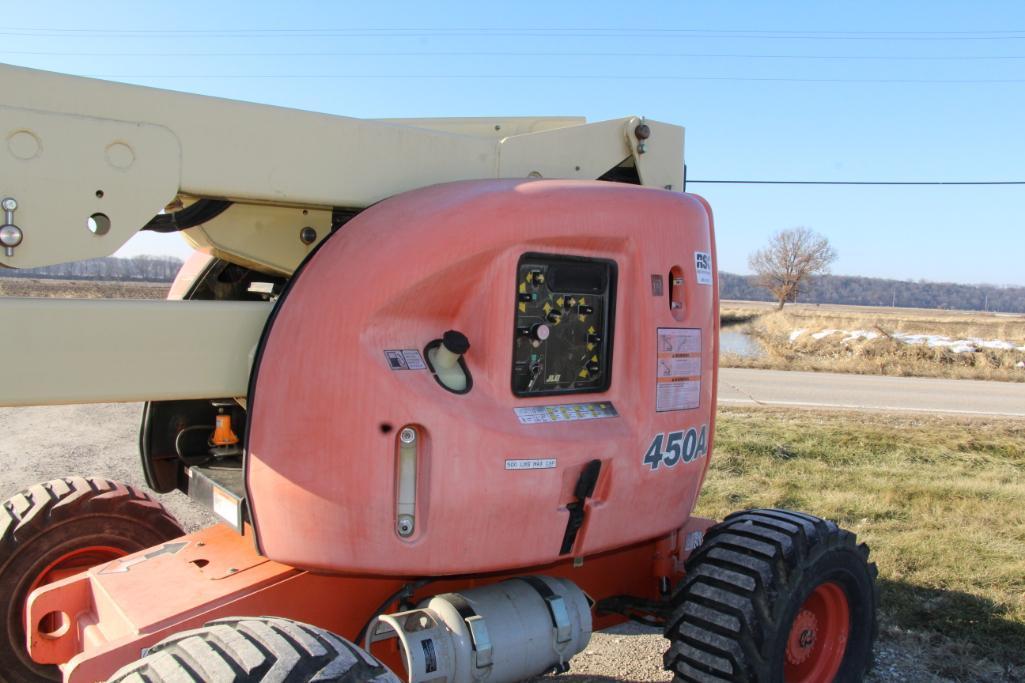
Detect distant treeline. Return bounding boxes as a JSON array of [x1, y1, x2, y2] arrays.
[[721, 272, 1025, 314], [0, 255, 184, 282], [3, 256, 1022, 313]]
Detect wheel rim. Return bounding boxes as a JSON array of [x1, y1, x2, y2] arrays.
[[28, 546, 127, 595], [22, 545, 127, 641], [784, 580, 851, 683]]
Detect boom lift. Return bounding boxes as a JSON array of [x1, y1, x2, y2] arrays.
[[0, 64, 877, 683]]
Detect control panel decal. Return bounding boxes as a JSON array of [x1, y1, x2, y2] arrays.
[[656, 328, 701, 412], [514, 402, 619, 425], [512, 254, 616, 397]]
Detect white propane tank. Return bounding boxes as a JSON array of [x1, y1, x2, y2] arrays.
[[365, 576, 592, 683]]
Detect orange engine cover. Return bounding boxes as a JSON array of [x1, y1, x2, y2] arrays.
[[246, 179, 719, 575]]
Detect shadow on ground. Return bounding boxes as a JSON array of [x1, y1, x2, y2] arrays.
[[878, 578, 1025, 681]]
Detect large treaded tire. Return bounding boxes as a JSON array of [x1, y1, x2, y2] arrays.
[[664, 509, 878, 683], [1, 476, 185, 683], [107, 616, 401, 682]]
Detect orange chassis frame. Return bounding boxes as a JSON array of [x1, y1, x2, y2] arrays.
[[26, 517, 715, 682]]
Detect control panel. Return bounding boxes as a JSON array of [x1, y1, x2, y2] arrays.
[[512, 254, 616, 397]]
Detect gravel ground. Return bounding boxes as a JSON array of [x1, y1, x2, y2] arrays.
[[0, 403, 212, 530], [0, 403, 943, 681]]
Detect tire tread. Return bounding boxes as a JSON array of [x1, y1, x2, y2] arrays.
[[108, 616, 400, 682], [664, 508, 878, 683]]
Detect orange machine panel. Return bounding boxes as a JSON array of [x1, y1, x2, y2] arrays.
[[246, 179, 719, 574]]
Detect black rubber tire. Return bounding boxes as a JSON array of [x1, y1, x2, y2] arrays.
[[664, 509, 878, 683], [106, 616, 401, 682], [1, 476, 185, 683]]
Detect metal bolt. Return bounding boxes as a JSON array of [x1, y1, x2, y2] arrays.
[[299, 226, 317, 245], [397, 517, 414, 536], [1, 198, 21, 257], [0, 224, 22, 253], [399, 427, 417, 444]]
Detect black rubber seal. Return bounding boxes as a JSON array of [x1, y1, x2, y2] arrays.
[[142, 199, 232, 233]]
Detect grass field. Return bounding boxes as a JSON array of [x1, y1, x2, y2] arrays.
[[704, 407, 1025, 681], [0, 277, 170, 299], [721, 300, 1025, 382]]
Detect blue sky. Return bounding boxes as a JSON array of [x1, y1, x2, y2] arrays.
[[3, 1, 1023, 285]]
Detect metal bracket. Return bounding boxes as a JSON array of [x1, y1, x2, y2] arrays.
[[465, 615, 493, 669], [546, 594, 573, 644], [516, 576, 574, 644]]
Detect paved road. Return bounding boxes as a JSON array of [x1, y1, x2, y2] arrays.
[[720, 367, 1025, 417]]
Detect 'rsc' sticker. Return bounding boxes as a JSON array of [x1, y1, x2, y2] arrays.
[[643, 425, 708, 470]]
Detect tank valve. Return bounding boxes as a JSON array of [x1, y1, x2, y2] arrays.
[[426, 330, 471, 393], [0, 197, 22, 257]]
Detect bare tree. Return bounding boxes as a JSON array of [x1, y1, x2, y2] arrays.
[[749, 227, 836, 309]]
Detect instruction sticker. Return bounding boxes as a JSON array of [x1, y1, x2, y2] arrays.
[[656, 328, 701, 412], [694, 251, 713, 285], [384, 349, 426, 371], [514, 402, 619, 425]]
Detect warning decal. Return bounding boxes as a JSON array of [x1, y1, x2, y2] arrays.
[[384, 349, 427, 371], [694, 252, 713, 286], [656, 328, 701, 412]]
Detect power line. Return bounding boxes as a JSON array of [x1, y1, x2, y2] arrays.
[[5, 49, 1025, 61], [4, 26, 1025, 34], [70, 73, 1025, 84], [687, 179, 1025, 185], [3, 27, 1025, 41]]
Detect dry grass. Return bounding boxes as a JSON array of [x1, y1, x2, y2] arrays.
[[702, 407, 1025, 681], [0, 278, 170, 299], [720, 301, 1025, 382]]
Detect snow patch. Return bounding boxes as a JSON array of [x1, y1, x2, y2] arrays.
[[791, 328, 1024, 355], [841, 330, 880, 343], [977, 339, 1016, 350]]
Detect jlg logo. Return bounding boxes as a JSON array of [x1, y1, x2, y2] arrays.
[[643, 426, 708, 470]]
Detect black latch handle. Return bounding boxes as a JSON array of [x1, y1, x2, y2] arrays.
[[560, 459, 602, 555]]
